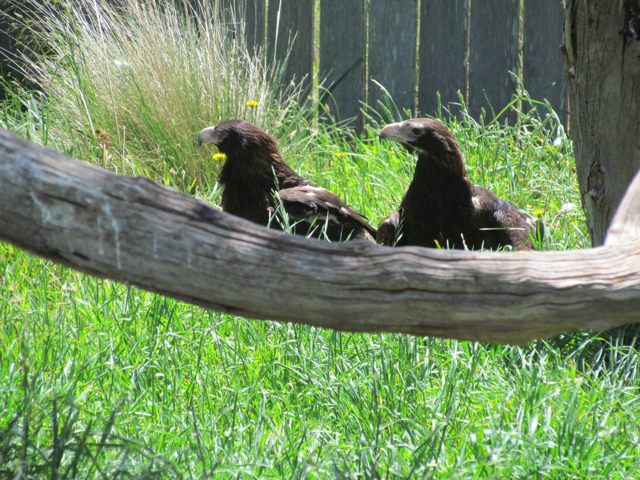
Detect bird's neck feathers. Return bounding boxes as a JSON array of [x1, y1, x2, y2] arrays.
[[218, 147, 281, 189], [400, 150, 476, 247], [216, 148, 275, 222], [405, 151, 475, 212], [415, 148, 472, 188], [217, 144, 308, 221]]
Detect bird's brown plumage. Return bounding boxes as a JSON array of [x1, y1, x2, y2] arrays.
[[377, 118, 541, 251], [198, 119, 376, 242]]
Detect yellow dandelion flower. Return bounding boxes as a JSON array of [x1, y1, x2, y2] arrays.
[[334, 152, 347, 157], [246, 100, 258, 107], [533, 209, 545, 216], [212, 153, 227, 161]]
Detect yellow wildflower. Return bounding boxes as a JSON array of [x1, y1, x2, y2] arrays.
[[246, 100, 258, 107], [212, 153, 227, 161], [334, 152, 347, 157], [533, 209, 545, 216]]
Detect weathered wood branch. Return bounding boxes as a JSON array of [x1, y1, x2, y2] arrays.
[[1, 128, 640, 345]]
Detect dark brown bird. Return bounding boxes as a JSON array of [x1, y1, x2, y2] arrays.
[[377, 118, 541, 251], [198, 119, 376, 242]]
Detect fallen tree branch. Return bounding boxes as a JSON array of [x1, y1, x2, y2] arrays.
[[1, 128, 640, 345]]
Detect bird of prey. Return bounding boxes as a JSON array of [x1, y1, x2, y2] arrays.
[[198, 119, 376, 242], [377, 118, 541, 251]]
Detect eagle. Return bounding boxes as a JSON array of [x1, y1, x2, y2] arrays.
[[377, 118, 541, 251], [198, 119, 377, 242]]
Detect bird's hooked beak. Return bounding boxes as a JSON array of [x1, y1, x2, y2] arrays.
[[198, 126, 225, 147], [378, 122, 405, 142]]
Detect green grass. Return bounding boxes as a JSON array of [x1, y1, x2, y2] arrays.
[[1, 0, 638, 478], [2, 245, 640, 478]]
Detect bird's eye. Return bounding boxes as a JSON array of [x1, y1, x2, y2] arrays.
[[412, 128, 421, 136]]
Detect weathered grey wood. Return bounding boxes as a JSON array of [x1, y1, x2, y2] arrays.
[[266, 0, 314, 95], [562, 0, 640, 248], [0, 26, 16, 101], [3, 128, 640, 345], [219, 0, 265, 52], [0, 0, 42, 101], [523, 0, 566, 123], [319, 0, 366, 130], [368, 0, 418, 119], [605, 163, 640, 247], [469, 0, 520, 123], [243, 0, 265, 52], [418, 0, 468, 118]]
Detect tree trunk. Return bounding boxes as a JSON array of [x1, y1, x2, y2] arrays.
[[563, 0, 640, 247]]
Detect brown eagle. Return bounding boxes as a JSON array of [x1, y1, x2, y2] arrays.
[[198, 119, 376, 242], [377, 118, 541, 251]]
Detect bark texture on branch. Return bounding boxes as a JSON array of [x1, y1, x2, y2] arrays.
[[563, 0, 640, 247], [1, 128, 640, 345]]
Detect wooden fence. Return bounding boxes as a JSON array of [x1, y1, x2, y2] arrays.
[[224, 0, 567, 127], [1, 0, 567, 125]]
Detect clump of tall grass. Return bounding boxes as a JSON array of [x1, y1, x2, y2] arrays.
[[13, 0, 301, 188]]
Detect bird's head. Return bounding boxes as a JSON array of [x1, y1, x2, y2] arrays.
[[379, 118, 465, 174], [197, 119, 279, 159]]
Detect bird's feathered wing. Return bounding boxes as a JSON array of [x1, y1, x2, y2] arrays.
[[378, 188, 541, 251], [272, 157, 309, 190], [276, 186, 377, 242], [471, 186, 541, 251]]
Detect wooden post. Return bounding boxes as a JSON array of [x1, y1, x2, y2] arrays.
[[523, 0, 566, 126], [319, 0, 366, 131], [368, 0, 418, 120], [418, 0, 468, 118], [266, 0, 314, 97], [469, 0, 520, 123]]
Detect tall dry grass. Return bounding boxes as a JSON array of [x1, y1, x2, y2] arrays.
[[16, 0, 301, 187]]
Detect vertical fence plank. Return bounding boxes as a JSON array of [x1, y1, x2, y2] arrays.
[[222, 0, 265, 53], [190, 2, 264, 52], [218, 1, 239, 43], [243, 0, 265, 52], [0, 17, 15, 100], [267, 0, 314, 96], [368, 0, 418, 120], [469, 0, 520, 123], [319, 0, 366, 129], [523, 0, 566, 124], [418, 0, 468, 118], [0, 1, 44, 101]]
